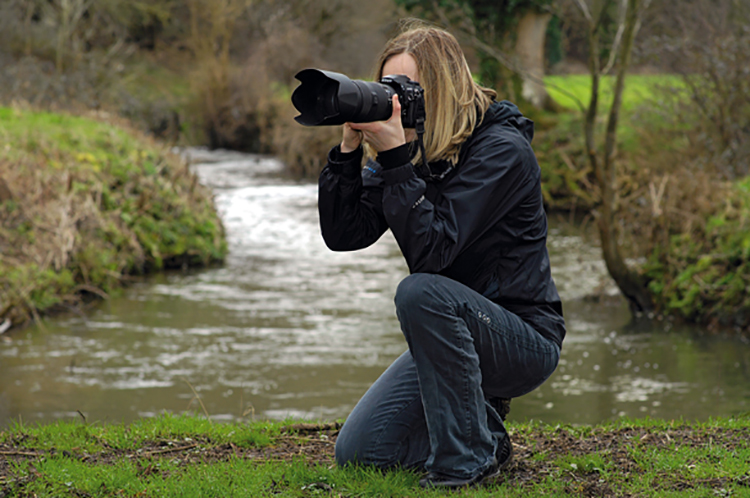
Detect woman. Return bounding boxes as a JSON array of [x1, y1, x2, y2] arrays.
[[317, 23, 565, 489]]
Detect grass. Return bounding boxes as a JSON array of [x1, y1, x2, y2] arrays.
[[2, 413, 750, 497], [0, 105, 227, 328], [545, 74, 685, 114], [539, 74, 687, 166]]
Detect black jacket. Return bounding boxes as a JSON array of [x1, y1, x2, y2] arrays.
[[318, 100, 565, 348]]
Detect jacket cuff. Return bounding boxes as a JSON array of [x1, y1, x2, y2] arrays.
[[382, 163, 417, 186], [328, 145, 363, 179], [376, 143, 411, 170]]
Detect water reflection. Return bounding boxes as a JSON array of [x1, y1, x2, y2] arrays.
[[1, 149, 749, 427]]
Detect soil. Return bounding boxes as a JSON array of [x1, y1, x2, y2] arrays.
[[2, 423, 749, 496]]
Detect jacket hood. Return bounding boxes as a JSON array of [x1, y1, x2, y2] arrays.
[[479, 100, 535, 143]]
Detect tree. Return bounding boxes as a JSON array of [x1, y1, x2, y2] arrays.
[[573, 0, 654, 313], [397, 0, 557, 109]]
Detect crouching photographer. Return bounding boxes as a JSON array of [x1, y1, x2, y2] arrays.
[[292, 22, 565, 489]]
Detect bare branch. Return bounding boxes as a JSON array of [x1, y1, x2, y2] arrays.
[[602, 0, 627, 74], [574, 0, 593, 23]]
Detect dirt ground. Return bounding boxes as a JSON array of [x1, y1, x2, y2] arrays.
[[2, 423, 750, 496]]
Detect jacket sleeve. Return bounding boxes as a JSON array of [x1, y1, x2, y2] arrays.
[[381, 128, 535, 274], [318, 145, 389, 251]]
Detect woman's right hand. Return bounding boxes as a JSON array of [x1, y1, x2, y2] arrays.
[[341, 123, 363, 153]]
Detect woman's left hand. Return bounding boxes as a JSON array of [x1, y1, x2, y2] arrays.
[[350, 95, 406, 153]]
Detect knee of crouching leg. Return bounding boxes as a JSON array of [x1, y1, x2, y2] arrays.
[[334, 424, 365, 467], [394, 273, 433, 315], [334, 426, 379, 468]]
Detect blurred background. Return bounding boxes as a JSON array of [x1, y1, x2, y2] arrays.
[[1, 0, 749, 427], [1, 0, 745, 178]]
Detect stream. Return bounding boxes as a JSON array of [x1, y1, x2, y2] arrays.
[[2, 148, 749, 428]]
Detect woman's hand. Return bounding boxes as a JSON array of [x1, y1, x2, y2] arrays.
[[340, 123, 363, 153], [346, 95, 407, 153]]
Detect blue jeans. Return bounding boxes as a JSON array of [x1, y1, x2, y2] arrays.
[[335, 273, 560, 479]]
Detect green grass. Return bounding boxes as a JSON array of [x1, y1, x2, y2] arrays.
[[542, 74, 687, 155], [0, 107, 135, 153], [2, 414, 750, 497], [545, 74, 685, 113]]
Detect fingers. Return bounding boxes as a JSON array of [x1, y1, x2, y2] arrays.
[[350, 94, 402, 132], [341, 123, 362, 153], [346, 94, 406, 152]]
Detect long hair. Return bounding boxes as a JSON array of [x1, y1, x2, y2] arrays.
[[372, 21, 496, 165]]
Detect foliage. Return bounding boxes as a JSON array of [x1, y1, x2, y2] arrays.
[[0, 106, 227, 327], [0, 0, 395, 151], [0, 0, 176, 71], [626, 2, 750, 331]]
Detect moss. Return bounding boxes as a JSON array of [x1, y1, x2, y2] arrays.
[[0, 107, 227, 328]]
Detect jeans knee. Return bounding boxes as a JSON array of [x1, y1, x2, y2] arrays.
[[334, 432, 357, 467], [335, 418, 378, 467], [334, 422, 387, 468], [394, 273, 435, 317]]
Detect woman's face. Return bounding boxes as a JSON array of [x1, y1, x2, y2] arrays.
[[382, 53, 419, 138]]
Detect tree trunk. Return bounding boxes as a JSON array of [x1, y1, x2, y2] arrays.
[[514, 10, 552, 109], [595, 0, 654, 313], [578, 0, 653, 314], [599, 0, 653, 313]]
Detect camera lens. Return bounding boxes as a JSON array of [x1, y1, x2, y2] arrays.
[[292, 69, 394, 126]]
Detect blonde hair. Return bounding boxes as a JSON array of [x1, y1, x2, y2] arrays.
[[371, 21, 496, 165]]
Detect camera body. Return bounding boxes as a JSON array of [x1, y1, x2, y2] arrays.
[[379, 74, 424, 129], [291, 69, 425, 128]]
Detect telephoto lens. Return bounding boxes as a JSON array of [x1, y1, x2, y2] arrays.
[[292, 69, 395, 126], [292, 69, 424, 128]]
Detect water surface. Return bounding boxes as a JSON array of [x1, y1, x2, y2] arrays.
[[2, 149, 749, 427]]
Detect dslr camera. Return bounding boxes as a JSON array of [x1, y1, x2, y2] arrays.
[[291, 69, 425, 128]]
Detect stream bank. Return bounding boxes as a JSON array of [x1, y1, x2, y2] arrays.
[[0, 107, 227, 329]]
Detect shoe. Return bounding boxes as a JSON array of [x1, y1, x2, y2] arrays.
[[419, 434, 513, 489], [488, 397, 512, 421]]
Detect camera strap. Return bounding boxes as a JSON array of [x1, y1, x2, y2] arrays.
[[414, 98, 454, 182], [415, 115, 431, 178], [414, 98, 455, 182]]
